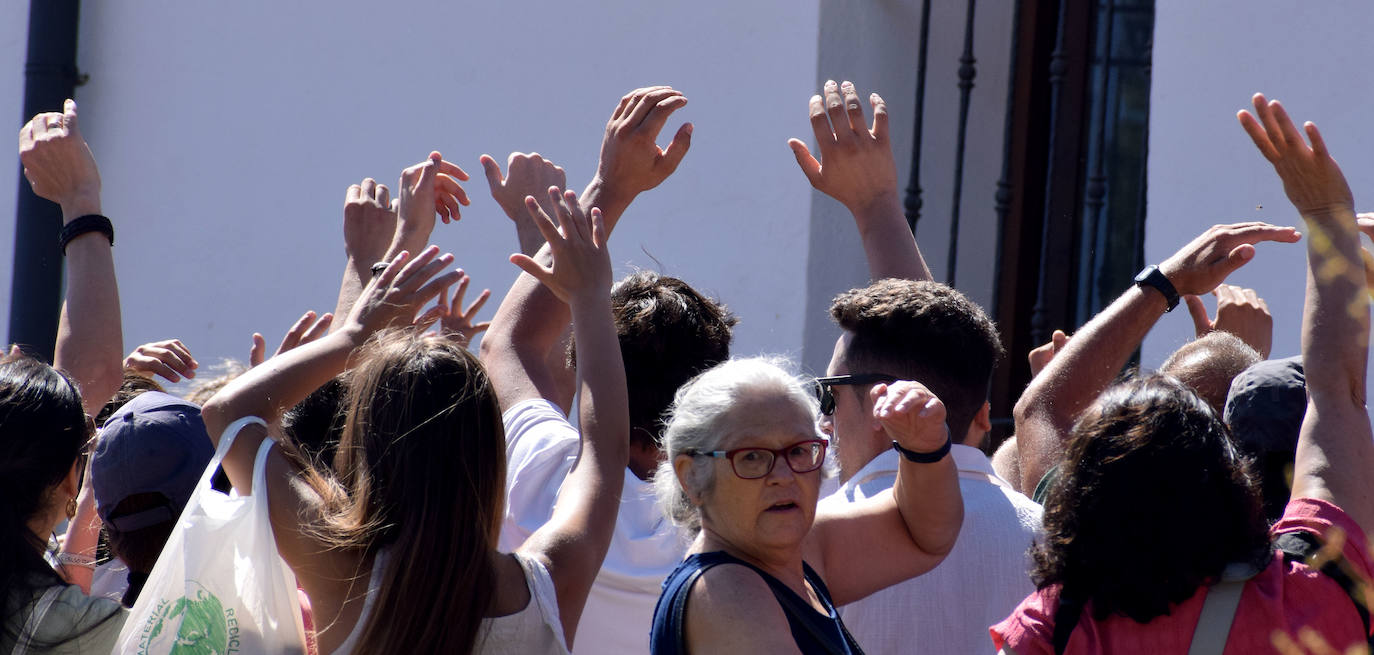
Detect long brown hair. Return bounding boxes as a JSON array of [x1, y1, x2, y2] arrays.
[[301, 329, 507, 653], [1031, 374, 1269, 623]]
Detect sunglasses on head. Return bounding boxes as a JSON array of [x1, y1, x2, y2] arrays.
[[813, 373, 898, 416]]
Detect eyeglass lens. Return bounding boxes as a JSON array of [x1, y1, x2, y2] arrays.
[[731, 441, 825, 479]]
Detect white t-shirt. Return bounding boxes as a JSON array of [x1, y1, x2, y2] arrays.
[[500, 399, 687, 655], [821, 444, 1043, 655]]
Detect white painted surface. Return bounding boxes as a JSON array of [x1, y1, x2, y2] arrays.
[[0, 0, 31, 333], [5, 0, 824, 376], [14, 1, 1361, 398], [1146, 0, 1374, 397], [800, 0, 1016, 376]]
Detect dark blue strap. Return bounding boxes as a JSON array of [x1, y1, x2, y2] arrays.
[[1276, 531, 1373, 649]]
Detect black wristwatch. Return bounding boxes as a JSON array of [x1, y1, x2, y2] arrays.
[[1133, 265, 1180, 312]]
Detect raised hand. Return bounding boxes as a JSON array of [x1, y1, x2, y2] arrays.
[[347, 246, 465, 336], [1184, 284, 1272, 358], [871, 380, 949, 454], [593, 86, 692, 199], [1027, 330, 1070, 379], [125, 339, 199, 383], [343, 178, 398, 268], [396, 151, 471, 243], [250, 310, 334, 367], [480, 152, 567, 256], [1158, 222, 1302, 296], [437, 273, 492, 345], [19, 99, 101, 219], [510, 187, 612, 307], [788, 80, 897, 216], [1239, 93, 1354, 219]]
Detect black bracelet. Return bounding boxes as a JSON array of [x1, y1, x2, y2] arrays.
[[370, 261, 390, 277], [892, 432, 952, 464], [59, 214, 113, 254]]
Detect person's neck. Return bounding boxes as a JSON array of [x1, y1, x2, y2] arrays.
[[837, 430, 892, 484], [693, 529, 808, 596]]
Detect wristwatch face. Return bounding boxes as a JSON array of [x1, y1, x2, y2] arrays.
[[1134, 265, 1178, 310]]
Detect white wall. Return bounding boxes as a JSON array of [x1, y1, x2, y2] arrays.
[[0, 0, 31, 332], [1146, 0, 1374, 396], [5, 0, 827, 380], [22, 2, 1360, 396], [800, 0, 1016, 376]]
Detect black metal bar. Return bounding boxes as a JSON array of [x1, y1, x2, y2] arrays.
[[1080, 0, 1116, 322], [1028, 0, 1074, 346], [1132, 25, 1154, 277], [9, 0, 83, 361], [904, 0, 933, 232], [989, 0, 1024, 324], [946, 0, 979, 285]]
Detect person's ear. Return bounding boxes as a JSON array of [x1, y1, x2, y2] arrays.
[[961, 401, 993, 448], [973, 401, 992, 433], [673, 454, 702, 505], [58, 458, 81, 501]]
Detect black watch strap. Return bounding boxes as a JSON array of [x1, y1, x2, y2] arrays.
[[892, 432, 952, 464], [59, 214, 113, 254], [1133, 265, 1180, 312]]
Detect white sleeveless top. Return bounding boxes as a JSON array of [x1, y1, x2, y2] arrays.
[[331, 549, 568, 655]]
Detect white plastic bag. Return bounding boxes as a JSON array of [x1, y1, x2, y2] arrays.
[[114, 417, 306, 654]]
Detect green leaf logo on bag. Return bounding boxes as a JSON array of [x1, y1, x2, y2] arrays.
[[137, 581, 244, 654]]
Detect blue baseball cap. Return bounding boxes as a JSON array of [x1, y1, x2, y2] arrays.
[[91, 391, 214, 532]]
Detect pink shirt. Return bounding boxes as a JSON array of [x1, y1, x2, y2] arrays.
[[991, 498, 1372, 654]]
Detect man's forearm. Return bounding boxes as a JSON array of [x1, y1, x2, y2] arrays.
[[893, 456, 962, 557], [54, 200, 124, 416], [1014, 285, 1167, 491], [850, 191, 931, 282], [331, 257, 372, 329], [481, 244, 574, 411], [579, 176, 634, 234]]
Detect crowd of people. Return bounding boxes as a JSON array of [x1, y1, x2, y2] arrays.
[[2, 79, 1372, 654]]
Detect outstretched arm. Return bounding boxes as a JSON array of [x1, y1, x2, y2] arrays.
[[201, 247, 462, 478], [808, 381, 962, 606], [20, 100, 123, 416], [478, 153, 576, 410], [329, 153, 470, 328], [1013, 221, 1301, 495], [480, 86, 692, 412], [482, 152, 567, 257], [200, 247, 461, 557], [510, 190, 628, 647], [331, 177, 396, 327], [1240, 94, 1374, 531], [789, 80, 930, 282]]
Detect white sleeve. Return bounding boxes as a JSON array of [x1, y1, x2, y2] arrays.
[[498, 399, 581, 552]]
